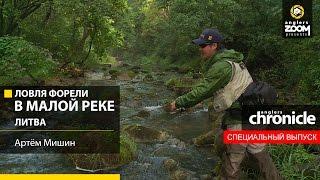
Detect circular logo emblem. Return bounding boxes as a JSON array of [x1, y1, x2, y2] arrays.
[[290, 5, 304, 19]]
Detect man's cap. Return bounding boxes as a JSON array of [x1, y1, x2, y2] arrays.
[[192, 28, 223, 45]]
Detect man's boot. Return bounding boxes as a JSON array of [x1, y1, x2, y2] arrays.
[[219, 143, 246, 180], [252, 150, 283, 180]]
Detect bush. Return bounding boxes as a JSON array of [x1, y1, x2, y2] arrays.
[[0, 36, 56, 85], [269, 145, 320, 180]]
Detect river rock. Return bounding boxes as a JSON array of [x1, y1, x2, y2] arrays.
[[69, 154, 121, 172], [153, 146, 177, 157], [130, 66, 141, 73], [143, 74, 154, 81], [117, 73, 133, 81], [123, 125, 170, 143], [130, 116, 145, 121], [109, 69, 119, 75], [84, 71, 106, 80], [126, 99, 143, 108], [163, 159, 179, 172], [69, 134, 137, 171], [105, 75, 112, 80], [131, 74, 144, 83], [199, 174, 213, 180], [126, 87, 135, 92], [135, 110, 151, 118], [172, 169, 192, 180], [153, 147, 191, 163], [164, 138, 186, 149], [192, 130, 215, 147]]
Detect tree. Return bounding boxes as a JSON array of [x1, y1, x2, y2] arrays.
[[0, 0, 48, 36], [20, 0, 127, 67]]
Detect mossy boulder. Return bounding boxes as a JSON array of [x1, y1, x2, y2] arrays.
[[68, 133, 137, 171], [165, 78, 180, 89], [171, 169, 192, 180], [130, 66, 141, 73], [123, 125, 170, 143], [163, 159, 179, 172], [143, 74, 154, 81], [117, 72, 133, 81], [109, 69, 119, 76], [135, 110, 151, 118], [120, 133, 138, 164]]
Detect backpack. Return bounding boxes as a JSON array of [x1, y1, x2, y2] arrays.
[[238, 81, 278, 106]]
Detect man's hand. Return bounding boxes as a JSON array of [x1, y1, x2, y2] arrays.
[[163, 101, 177, 112]]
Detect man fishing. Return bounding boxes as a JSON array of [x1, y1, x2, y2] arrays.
[[165, 28, 282, 180]]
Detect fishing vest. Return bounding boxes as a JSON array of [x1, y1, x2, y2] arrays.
[[212, 60, 253, 112]]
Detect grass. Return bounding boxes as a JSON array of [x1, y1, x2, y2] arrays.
[[268, 145, 320, 180]]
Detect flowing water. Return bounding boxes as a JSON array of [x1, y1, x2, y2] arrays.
[[0, 68, 217, 179]]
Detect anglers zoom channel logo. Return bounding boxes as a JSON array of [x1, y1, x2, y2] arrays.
[[283, 0, 312, 38], [290, 5, 304, 19]]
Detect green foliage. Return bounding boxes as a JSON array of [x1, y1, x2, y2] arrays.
[[0, 36, 55, 85], [269, 145, 320, 180], [118, 0, 320, 105], [293, 37, 320, 104], [18, 0, 127, 66], [68, 133, 137, 171], [120, 133, 137, 164], [165, 77, 180, 88], [0, 0, 48, 36], [120, 0, 282, 60]]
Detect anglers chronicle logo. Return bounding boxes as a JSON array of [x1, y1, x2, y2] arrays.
[[283, 0, 312, 38], [290, 5, 304, 19]]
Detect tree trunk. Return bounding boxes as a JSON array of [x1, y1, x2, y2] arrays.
[[4, 0, 44, 35], [0, 0, 5, 36], [61, 26, 92, 68], [42, 0, 53, 26]]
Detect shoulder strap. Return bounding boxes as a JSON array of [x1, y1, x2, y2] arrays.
[[225, 60, 235, 82]]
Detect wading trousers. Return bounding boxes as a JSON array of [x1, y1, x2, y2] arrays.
[[215, 128, 283, 180]]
